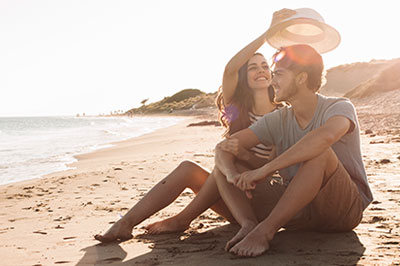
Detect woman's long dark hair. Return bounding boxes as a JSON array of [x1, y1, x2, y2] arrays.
[[216, 53, 276, 137]]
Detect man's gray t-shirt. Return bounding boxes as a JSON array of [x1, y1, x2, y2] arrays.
[[249, 94, 373, 209]]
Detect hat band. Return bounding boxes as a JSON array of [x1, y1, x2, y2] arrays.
[[281, 22, 325, 43]]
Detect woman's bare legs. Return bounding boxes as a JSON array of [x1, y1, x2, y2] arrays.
[[146, 167, 235, 234], [94, 160, 232, 242]]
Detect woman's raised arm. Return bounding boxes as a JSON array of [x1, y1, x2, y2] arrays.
[[222, 8, 296, 105], [221, 30, 268, 105]]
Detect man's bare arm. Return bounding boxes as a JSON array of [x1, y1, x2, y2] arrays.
[[268, 116, 351, 170], [235, 116, 352, 190]]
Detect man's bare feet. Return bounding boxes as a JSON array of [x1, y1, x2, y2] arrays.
[[94, 218, 133, 243], [145, 216, 189, 234], [225, 221, 257, 251], [229, 228, 271, 257]]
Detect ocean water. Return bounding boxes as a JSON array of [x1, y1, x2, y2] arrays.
[[0, 116, 183, 185]]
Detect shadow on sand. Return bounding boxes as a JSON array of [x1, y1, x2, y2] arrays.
[[77, 224, 365, 266]]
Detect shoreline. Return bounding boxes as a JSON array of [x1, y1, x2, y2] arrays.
[[0, 116, 199, 192], [0, 113, 212, 189], [65, 108, 219, 177]]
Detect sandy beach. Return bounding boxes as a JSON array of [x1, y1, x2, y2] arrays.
[[1, 106, 399, 266], [2, 1, 400, 265]]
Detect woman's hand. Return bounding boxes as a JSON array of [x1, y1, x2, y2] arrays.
[[218, 137, 250, 161], [270, 8, 296, 27]]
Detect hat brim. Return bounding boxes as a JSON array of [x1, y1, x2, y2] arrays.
[[266, 18, 341, 54]]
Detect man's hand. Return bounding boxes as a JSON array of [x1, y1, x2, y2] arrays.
[[234, 165, 274, 198]]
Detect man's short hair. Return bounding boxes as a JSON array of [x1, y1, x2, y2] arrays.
[[272, 45, 326, 92]]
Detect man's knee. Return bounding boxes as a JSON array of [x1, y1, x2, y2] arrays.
[[304, 148, 338, 176], [307, 147, 336, 164]]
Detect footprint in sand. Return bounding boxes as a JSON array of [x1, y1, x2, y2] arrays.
[[382, 241, 399, 245], [53, 216, 72, 222], [0, 227, 14, 234], [369, 216, 387, 223], [379, 159, 391, 164], [33, 231, 47, 235], [63, 236, 76, 240], [54, 260, 72, 264], [370, 140, 385, 144], [370, 207, 385, 211]]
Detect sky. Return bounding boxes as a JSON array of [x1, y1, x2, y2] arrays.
[[1, 0, 399, 117]]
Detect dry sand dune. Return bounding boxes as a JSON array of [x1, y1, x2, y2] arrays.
[[320, 58, 399, 97], [345, 60, 400, 100]]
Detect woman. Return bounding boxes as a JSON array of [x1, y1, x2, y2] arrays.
[[95, 30, 277, 243]]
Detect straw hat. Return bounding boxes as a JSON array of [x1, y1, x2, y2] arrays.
[[266, 8, 341, 54]]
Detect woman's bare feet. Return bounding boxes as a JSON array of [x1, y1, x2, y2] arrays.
[[94, 218, 133, 243], [145, 216, 190, 234], [225, 221, 257, 251]]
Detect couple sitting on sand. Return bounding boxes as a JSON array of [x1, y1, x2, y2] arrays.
[[95, 9, 373, 257]]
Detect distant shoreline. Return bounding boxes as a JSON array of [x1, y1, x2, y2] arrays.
[[0, 114, 196, 187]]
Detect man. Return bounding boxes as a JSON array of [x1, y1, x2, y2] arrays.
[[214, 44, 373, 257]]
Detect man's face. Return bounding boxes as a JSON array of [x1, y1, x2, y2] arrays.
[[271, 67, 298, 102]]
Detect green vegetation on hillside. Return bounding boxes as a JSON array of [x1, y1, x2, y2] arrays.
[[126, 89, 217, 115]]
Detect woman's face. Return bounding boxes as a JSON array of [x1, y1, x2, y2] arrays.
[[246, 54, 272, 91]]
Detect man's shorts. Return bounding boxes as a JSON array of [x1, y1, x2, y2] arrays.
[[251, 162, 364, 232]]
